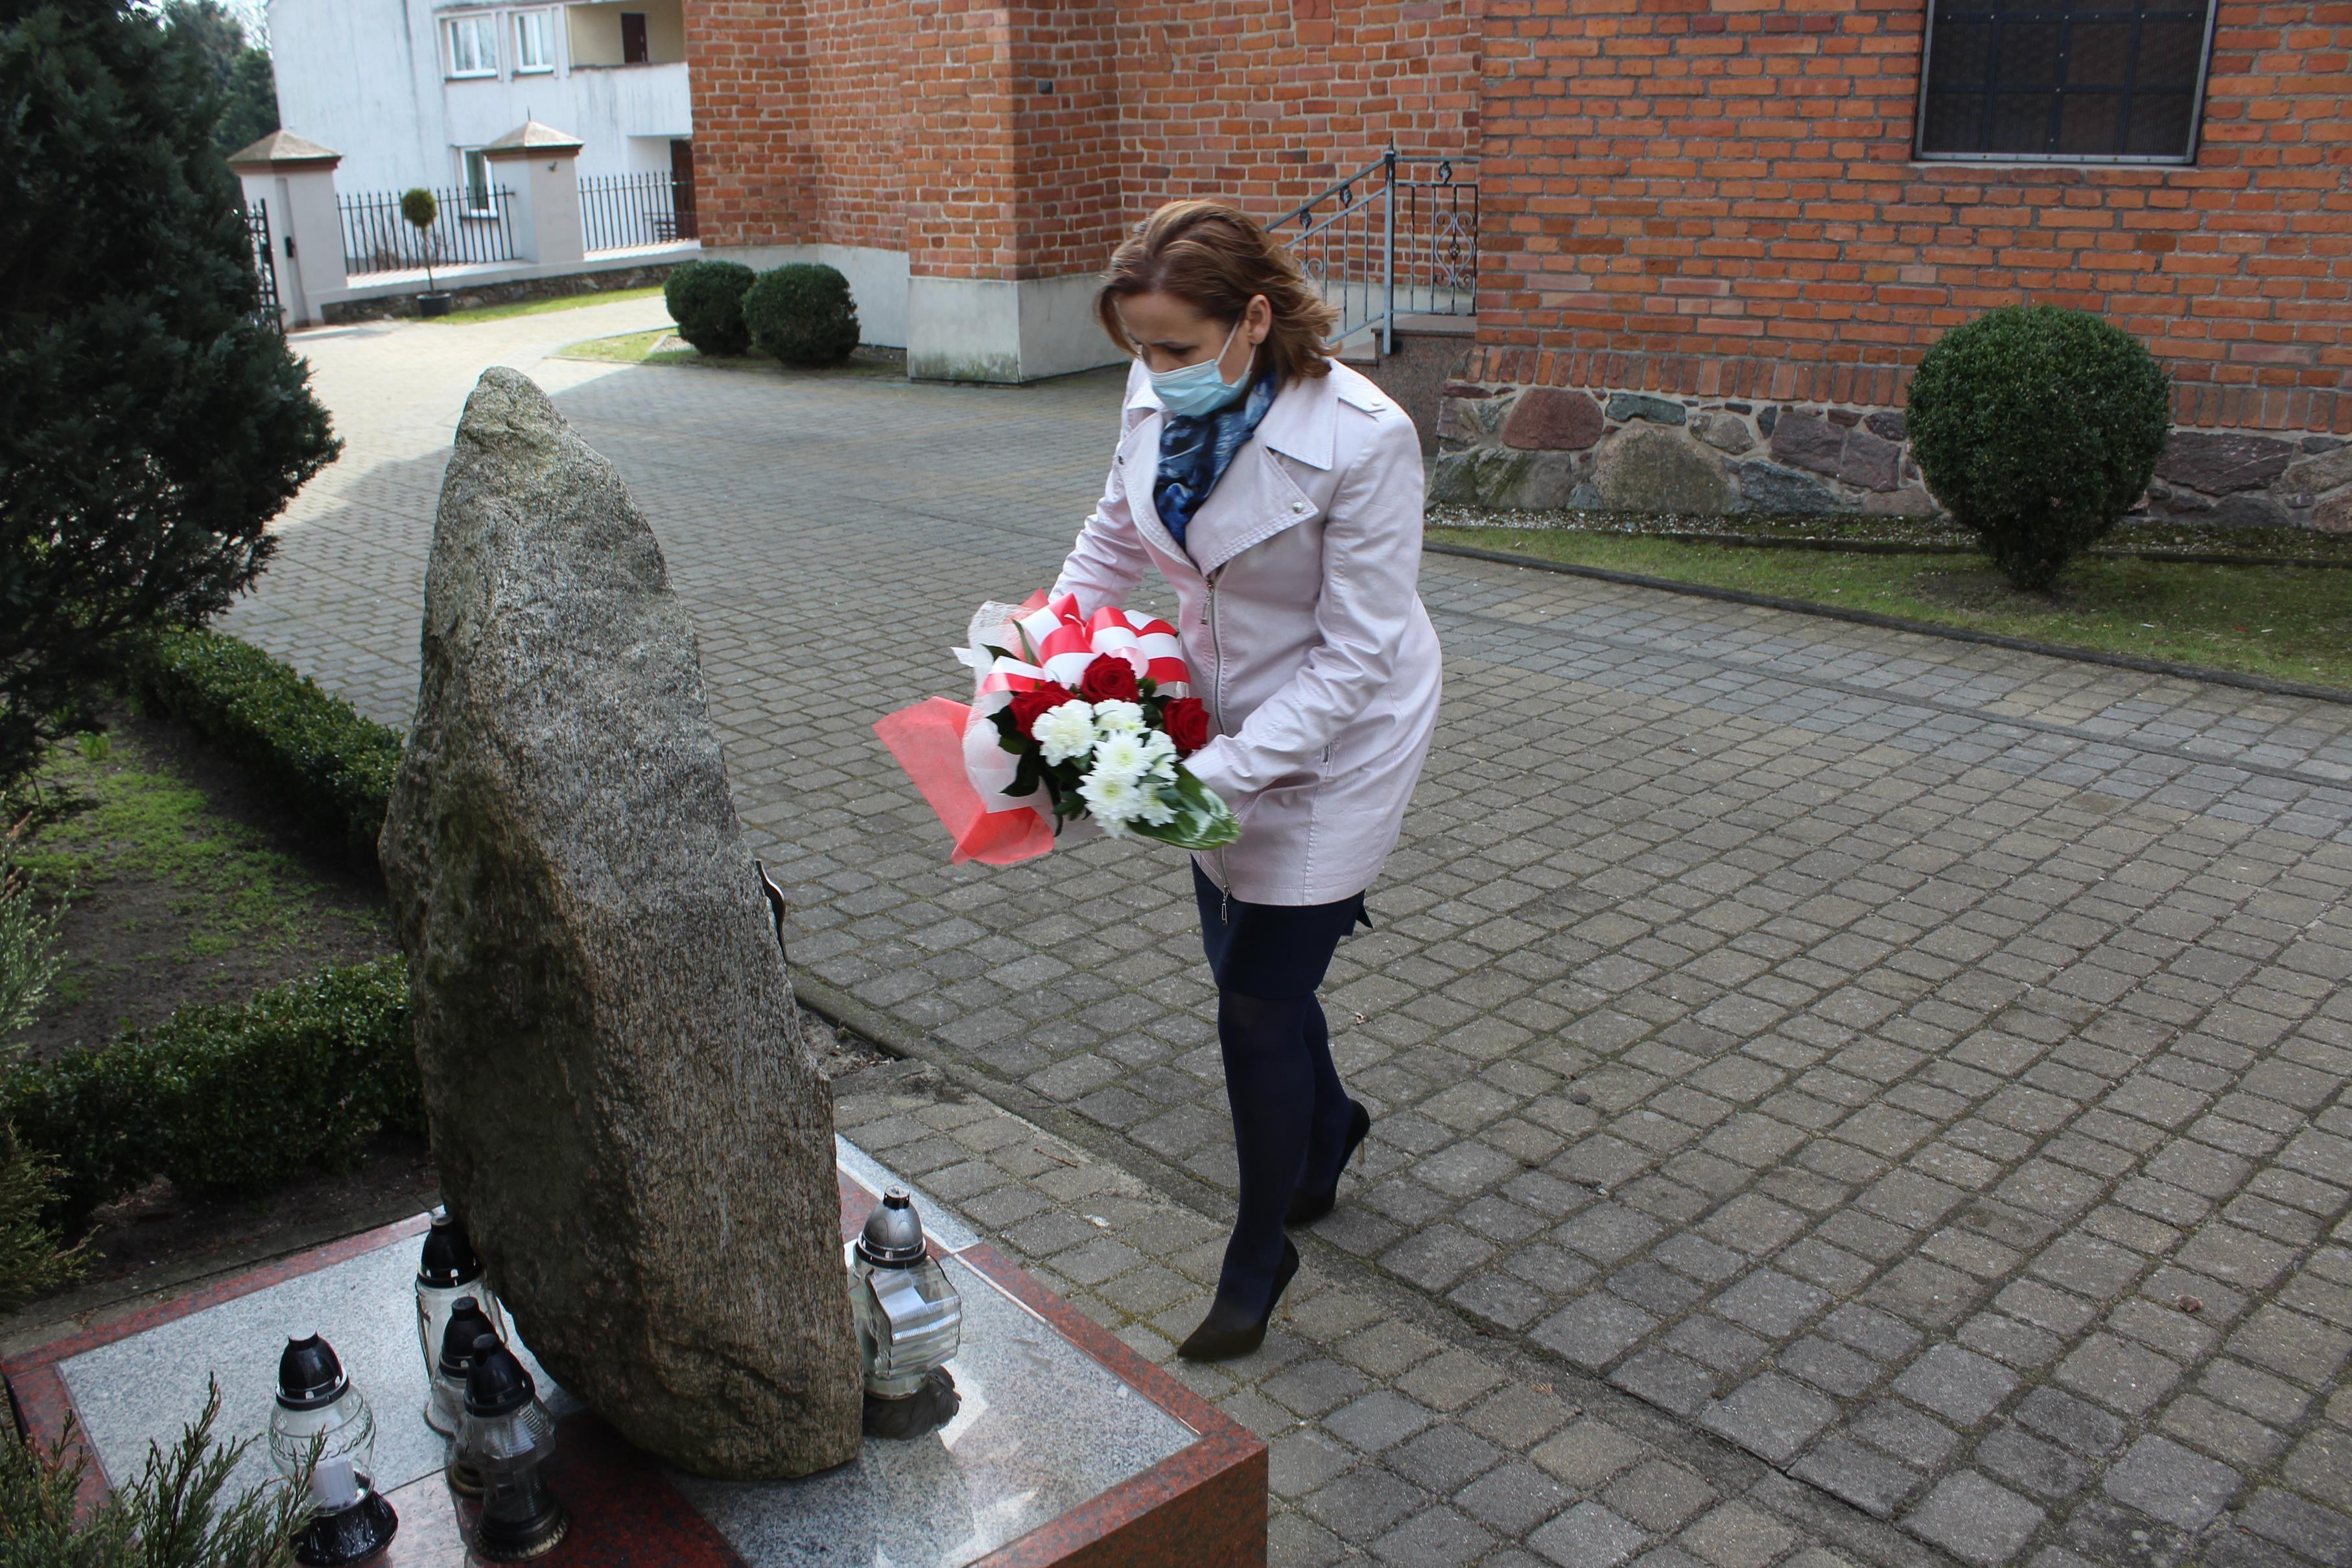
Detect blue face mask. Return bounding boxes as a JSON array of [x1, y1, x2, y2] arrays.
[[1146, 318, 1249, 419]]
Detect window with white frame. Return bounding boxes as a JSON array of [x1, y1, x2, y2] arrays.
[[1916, 0, 2217, 163], [513, 10, 554, 72], [462, 150, 496, 215], [445, 13, 498, 78]]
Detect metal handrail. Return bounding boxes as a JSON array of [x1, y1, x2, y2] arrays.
[[1267, 149, 1477, 355]]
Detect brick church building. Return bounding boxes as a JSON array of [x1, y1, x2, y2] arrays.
[[681, 1, 2349, 526]]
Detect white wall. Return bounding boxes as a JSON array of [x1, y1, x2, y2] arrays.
[[268, 0, 440, 193], [269, 0, 691, 193]]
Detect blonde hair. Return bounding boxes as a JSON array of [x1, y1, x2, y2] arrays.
[[1095, 200, 1337, 385]]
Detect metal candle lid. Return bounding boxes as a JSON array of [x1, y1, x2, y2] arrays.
[[856, 1189, 927, 1268]]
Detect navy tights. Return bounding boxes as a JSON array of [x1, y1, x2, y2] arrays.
[[1205, 989, 1356, 1327]]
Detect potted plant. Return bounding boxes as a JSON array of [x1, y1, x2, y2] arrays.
[[401, 187, 453, 317]]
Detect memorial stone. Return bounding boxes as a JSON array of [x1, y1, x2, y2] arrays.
[[379, 368, 861, 1479]]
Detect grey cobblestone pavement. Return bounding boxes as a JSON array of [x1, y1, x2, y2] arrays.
[[231, 314, 2352, 1568]]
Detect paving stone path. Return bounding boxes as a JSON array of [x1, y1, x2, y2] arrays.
[[233, 310, 2352, 1568]]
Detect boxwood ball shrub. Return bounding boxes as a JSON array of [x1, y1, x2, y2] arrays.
[[744, 262, 860, 368], [1907, 303, 2171, 592], [662, 259, 755, 357]]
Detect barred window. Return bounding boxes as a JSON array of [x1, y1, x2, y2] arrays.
[[1916, 0, 2217, 163]]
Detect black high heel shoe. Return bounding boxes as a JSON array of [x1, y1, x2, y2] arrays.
[[1286, 1101, 1372, 1226], [1177, 1240, 1300, 1363]]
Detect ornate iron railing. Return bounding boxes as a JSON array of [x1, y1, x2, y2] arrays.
[[1267, 149, 1478, 355], [580, 171, 692, 252], [337, 185, 518, 277], [242, 199, 281, 331]]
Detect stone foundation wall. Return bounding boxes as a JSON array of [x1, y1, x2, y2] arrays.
[[1433, 382, 1937, 519], [1433, 381, 2352, 533]]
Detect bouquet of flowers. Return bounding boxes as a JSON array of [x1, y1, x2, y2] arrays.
[[875, 592, 1241, 865]]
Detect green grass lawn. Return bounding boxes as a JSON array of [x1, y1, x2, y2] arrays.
[[552, 329, 910, 377], [1429, 525, 2352, 692], [430, 285, 666, 326], [7, 715, 390, 1056]]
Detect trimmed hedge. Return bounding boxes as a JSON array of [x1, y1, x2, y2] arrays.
[[3, 958, 422, 1223], [124, 627, 402, 867], [663, 259, 756, 357], [743, 263, 860, 368], [1908, 304, 2172, 592]]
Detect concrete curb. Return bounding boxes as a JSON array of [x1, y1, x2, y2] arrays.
[[1424, 539, 2352, 708]]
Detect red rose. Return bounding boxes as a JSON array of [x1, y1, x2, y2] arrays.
[[1077, 654, 1140, 706], [1161, 697, 1211, 757], [1007, 683, 1077, 738]]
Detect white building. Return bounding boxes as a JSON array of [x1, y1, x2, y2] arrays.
[[267, 0, 693, 202]]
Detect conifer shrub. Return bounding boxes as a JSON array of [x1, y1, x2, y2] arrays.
[[663, 259, 757, 357], [0, 1388, 309, 1568], [0, 0, 340, 791], [1907, 305, 2171, 591], [743, 263, 860, 368]]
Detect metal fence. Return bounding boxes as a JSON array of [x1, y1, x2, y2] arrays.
[[338, 185, 518, 277], [242, 200, 281, 330], [1267, 150, 1479, 355], [580, 171, 692, 252]]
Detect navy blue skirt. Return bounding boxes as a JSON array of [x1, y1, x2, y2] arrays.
[[1193, 863, 1370, 1000]]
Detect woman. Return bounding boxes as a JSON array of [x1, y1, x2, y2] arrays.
[[1051, 200, 1442, 1361]]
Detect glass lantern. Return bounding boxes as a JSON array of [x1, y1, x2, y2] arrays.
[[267, 1331, 399, 1567], [415, 1208, 506, 1435], [849, 1189, 963, 1437], [462, 1335, 569, 1561], [434, 1296, 502, 1493]]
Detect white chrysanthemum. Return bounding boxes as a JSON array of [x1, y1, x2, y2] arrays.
[[1090, 731, 1151, 784], [1135, 783, 1179, 827], [1032, 699, 1097, 766], [1092, 699, 1146, 737], [1079, 767, 1145, 823], [1140, 728, 1179, 764]]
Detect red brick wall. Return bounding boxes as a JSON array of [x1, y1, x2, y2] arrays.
[[683, 0, 1480, 280], [1477, 0, 2352, 431]]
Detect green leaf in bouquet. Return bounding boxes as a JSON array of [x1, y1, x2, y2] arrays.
[[1006, 747, 1043, 799], [1127, 766, 1241, 851], [990, 707, 1029, 755]]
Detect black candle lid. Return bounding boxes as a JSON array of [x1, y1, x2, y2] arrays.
[[465, 1336, 536, 1419], [438, 1296, 499, 1378], [276, 1331, 347, 1410], [417, 1208, 484, 1289]]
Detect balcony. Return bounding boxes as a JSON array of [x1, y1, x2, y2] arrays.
[[565, 0, 683, 69]]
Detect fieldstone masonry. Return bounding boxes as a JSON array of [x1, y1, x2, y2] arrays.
[[1435, 383, 1940, 519], [1436, 380, 2352, 532]]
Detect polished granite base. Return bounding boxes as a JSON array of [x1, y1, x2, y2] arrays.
[[5, 1139, 1264, 1568]]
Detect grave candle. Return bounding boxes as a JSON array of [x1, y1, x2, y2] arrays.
[[414, 1208, 507, 1434], [267, 1331, 400, 1566], [462, 1335, 569, 1560]]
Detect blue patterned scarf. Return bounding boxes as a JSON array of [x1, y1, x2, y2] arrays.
[[1153, 369, 1280, 550]]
